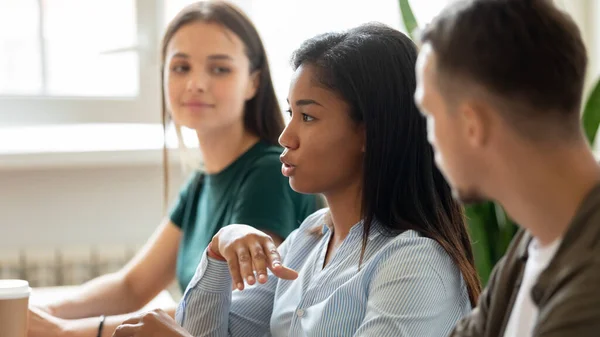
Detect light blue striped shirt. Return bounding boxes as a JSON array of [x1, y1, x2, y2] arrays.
[[176, 208, 471, 336]]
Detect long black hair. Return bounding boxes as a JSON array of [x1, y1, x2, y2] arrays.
[[291, 23, 481, 306]]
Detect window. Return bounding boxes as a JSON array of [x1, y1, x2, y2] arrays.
[[0, 0, 41, 95], [0, 0, 160, 126], [166, 0, 454, 120], [249, 0, 404, 118], [0, 0, 138, 97], [43, 0, 138, 97], [0, 0, 453, 127]]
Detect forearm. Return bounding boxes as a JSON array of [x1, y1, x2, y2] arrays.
[[49, 272, 141, 319], [63, 303, 177, 337], [61, 315, 114, 337], [178, 255, 233, 337], [63, 313, 141, 337]]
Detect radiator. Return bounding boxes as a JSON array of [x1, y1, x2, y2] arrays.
[[0, 245, 138, 287]]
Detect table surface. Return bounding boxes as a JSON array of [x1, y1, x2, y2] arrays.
[[30, 286, 176, 312]]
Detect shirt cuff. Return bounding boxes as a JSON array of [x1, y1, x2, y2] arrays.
[[187, 248, 232, 293]]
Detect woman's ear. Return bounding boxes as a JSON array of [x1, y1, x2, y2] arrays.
[[245, 70, 261, 100]]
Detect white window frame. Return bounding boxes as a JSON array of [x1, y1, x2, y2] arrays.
[[3, 0, 597, 127], [0, 0, 164, 127]]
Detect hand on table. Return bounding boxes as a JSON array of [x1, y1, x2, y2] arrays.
[[112, 309, 190, 337], [28, 306, 68, 337]]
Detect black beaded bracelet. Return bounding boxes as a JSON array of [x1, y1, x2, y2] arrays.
[[97, 315, 106, 337]]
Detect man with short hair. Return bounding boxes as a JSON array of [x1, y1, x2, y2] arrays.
[[414, 0, 600, 336]]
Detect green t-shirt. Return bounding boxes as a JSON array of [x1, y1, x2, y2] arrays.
[[170, 141, 319, 291]]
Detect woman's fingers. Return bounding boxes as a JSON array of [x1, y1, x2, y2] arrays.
[[218, 228, 299, 289], [224, 253, 245, 291], [264, 240, 282, 268], [271, 264, 299, 280], [250, 242, 269, 284], [264, 241, 299, 280], [120, 314, 143, 326], [112, 323, 142, 337], [236, 247, 255, 287]]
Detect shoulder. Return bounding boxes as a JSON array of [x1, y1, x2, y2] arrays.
[[538, 257, 600, 333], [377, 231, 454, 267], [278, 209, 329, 248], [547, 253, 600, 300], [297, 208, 330, 233], [235, 143, 284, 181], [176, 171, 204, 198], [276, 209, 329, 263], [370, 231, 463, 294], [169, 171, 204, 228], [246, 143, 284, 168]]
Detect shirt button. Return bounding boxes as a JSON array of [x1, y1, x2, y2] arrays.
[[296, 309, 305, 317]]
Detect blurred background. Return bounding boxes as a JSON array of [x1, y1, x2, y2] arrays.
[[0, 0, 598, 291]]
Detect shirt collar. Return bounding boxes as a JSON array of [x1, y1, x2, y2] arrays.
[[320, 217, 381, 241]]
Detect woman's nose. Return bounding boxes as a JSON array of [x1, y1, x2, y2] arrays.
[[279, 120, 299, 150], [186, 71, 208, 92]]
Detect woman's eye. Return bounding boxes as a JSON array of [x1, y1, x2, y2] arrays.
[[212, 67, 231, 74], [302, 114, 315, 122], [286, 108, 292, 117], [171, 65, 189, 73]]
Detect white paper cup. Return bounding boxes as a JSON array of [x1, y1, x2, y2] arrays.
[[0, 280, 31, 337]]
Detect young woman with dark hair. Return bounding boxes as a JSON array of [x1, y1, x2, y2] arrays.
[[113, 22, 480, 337]]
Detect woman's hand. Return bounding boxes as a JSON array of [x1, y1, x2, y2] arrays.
[[112, 309, 190, 337], [211, 225, 298, 290], [28, 306, 68, 337]]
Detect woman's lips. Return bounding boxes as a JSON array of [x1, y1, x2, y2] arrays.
[[280, 156, 296, 177]]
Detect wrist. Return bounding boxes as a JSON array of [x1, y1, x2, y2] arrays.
[[96, 315, 105, 337], [59, 316, 98, 337], [207, 242, 226, 261], [59, 318, 76, 337], [46, 304, 60, 317]]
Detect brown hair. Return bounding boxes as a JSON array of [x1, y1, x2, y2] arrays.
[[420, 0, 587, 140], [160, 1, 284, 207]]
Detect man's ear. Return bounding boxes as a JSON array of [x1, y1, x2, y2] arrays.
[[460, 99, 492, 148]]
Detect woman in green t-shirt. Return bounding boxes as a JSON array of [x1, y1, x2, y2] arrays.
[[26, 2, 318, 337]]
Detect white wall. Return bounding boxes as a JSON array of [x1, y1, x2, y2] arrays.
[[1, 0, 599, 252], [0, 164, 184, 250], [592, 0, 600, 86], [556, 0, 600, 95]]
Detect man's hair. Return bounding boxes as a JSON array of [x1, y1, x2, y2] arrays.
[[420, 0, 588, 139]]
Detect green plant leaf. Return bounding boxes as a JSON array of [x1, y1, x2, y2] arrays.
[[494, 204, 518, 262], [465, 204, 495, 285], [583, 78, 600, 145], [398, 0, 419, 40]]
